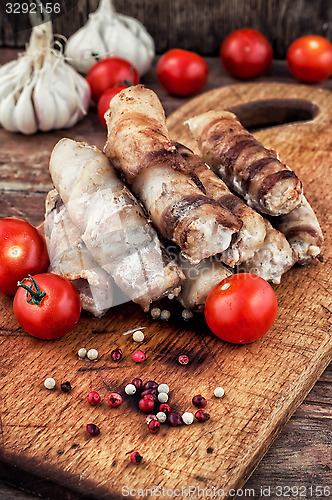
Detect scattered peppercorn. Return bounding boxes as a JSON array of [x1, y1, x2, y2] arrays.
[[178, 354, 189, 365], [214, 387, 225, 398], [145, 414, 157, 425], [182, 309, 193, 320], [132, 378, 143, 391], [133, 330, 144, 342], [130, 451, 143, 464], [44, 378, 56, 390], [60, 381, 71, 393], [192, 395, 207, 408], [160, 309, 171, 321], [132, 350, 146, 363], [111, 348, 122, 361], [87, 349, 98, 361], [87, 391, 101, 406], [156, 411, 167, 423], [168, 412, 183, 427], [150, 307, 161, 319], [78, 348, 87, 359], [158, 392, 169, 403], [182, 412, 194, 425], [143, 381, 158, 391], [139, 397, 155, 413], [157, 383, 169, 394], [107, 393, 122, 408], [148, 419, 161, 433], [195, 410, 210, 422], [125, 383, 137, 396], [159, 403, 171, 414], [86, 423, 100, 436]]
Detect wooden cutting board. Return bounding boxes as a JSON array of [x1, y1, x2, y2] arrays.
[[0, 83, 331, 499]]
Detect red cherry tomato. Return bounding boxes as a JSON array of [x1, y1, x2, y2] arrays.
[[157, 49, 209, 96], [287, 35, 332, 83], [204, 273, 278, 344], [86, 57, 139, 103], [220, 28, 273, 79], [0, 218, 49, 295], [13, 274, 81, 340], [97, 85, 128, 126]]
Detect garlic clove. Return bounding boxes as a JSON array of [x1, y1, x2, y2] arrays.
[[33, 58, 57, 131], [0, 92, 18, 132], [64, 65, 90, 115], [0, 58, 32, 103], [13, 76, 39, 134], [52, 88, 72, 130]]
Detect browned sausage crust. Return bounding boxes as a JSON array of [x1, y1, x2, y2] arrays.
[[104, 86, 243, 264], [174, 142, 267, 266], [275, 196, 323, 264], [187, 110, 303, 216]]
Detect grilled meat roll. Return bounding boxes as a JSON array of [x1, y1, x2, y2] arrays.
[[237, 220, 296, 284], [104, 85, 242, 264], [186, 110, 303, 216], [49, 138, 184, 311], [275, 196, 323, 264], [45, 189, 114, 317], [174, 142, 267, 267], [177, 256, 232, 311]]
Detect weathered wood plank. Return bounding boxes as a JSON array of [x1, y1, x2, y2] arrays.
[[0, 0, 331, 58]]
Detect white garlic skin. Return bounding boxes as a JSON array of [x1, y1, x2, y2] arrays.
[[0, 22, 90, 135], [65, 0, 155, 76]]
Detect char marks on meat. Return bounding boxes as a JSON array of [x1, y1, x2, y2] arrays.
[[104, 85, 243, 264]]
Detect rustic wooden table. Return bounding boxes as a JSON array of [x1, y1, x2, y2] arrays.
[[0, 49, 331, 499]]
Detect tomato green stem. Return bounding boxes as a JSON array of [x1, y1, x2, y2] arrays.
[[17, 275, 46, 306], [122, 79, 134, 87]]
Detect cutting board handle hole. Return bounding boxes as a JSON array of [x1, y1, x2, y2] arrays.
[[229, 99, 319, 132]]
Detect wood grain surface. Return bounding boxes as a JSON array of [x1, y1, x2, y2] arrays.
[[0, 52, 331, 499]]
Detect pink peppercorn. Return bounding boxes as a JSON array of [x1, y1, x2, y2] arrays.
[[192, 395, 207, 408], [148, 419, 160, 434], [195, 410, 210, 422], [132, 350, 146, 363], [145, 414, 157, 425], [168, 412, 183, 427], [130, 451, 143, 464], [159, 403, 171, 414], [107, 393, 122, 408], [139, 397, 155, 413], [132, 378, 143, 391], [86, 423, 100, 436], [111, 348, 122, 361], [87, 391, 101, 406], [178, 354, 189, 365], [143, 381, 158, 391]]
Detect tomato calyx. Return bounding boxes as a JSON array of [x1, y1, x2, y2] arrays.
[[122, 79, 133, 87], [17, 275, 46, 306]]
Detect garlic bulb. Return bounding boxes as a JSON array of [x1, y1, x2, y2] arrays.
[[65, 0, 155, 76], [0, 22, 90, 135]]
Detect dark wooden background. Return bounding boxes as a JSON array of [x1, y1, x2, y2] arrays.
[[0, 0, 331, 58]]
